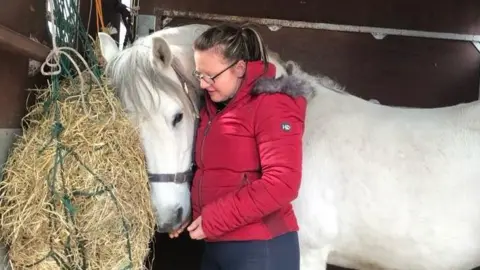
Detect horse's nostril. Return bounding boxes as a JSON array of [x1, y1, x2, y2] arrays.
[[176, 207, 183, 223]]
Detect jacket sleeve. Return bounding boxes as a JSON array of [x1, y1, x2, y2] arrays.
[[201, 93, 307, 239]]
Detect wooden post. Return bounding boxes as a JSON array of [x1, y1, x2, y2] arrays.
[[0, 23, 51, 62]]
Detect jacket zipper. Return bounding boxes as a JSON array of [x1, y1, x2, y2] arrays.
[[197, 98, 235, 208], [198, 117, 212, 208]]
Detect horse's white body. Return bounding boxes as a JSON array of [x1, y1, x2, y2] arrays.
[[292, 63, 480, 269], [99, 24, 480, 270]]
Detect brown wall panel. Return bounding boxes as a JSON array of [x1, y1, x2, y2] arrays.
[[138, 0, 480, 108], [0, 0, 48, 128], [142, 0, 480, 35], [258, 28, 480, 108]]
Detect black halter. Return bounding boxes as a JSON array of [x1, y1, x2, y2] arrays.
[[148, 170, 193, 184]]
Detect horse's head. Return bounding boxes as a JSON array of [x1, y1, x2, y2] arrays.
[[98, 31, 202, 232]]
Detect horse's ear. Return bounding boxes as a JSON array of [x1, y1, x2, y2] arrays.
[[151, 37, 172, 68], [97, 32, 119, 63]]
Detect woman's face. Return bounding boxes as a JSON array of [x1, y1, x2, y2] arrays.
[[193, 48, 245, 102]]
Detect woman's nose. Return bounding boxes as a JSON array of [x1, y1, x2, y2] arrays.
[[199, 79, 209, 89]]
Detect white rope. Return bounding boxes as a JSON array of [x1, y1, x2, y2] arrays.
[[41, 0, 116, 120]]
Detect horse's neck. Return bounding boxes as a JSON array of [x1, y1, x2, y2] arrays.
[[267, 52, 287, 78], [152, 24, 210, 45], [170, 46, 196, 77]]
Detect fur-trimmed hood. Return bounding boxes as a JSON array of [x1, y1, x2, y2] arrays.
[[251, 61, 316, 100], [251, 61, 345, 101]]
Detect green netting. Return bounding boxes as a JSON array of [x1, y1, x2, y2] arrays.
[[49, 0, 101, 79], [19, 0, 135, 268]]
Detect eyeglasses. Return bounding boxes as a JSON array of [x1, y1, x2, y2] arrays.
[[193, 60, 239, 85]]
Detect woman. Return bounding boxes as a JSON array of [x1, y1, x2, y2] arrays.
[[170, 23, 307, 270]]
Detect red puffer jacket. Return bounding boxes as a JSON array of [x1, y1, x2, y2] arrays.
[[191, 60, 307, 241]]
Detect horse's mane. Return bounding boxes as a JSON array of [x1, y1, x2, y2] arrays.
[[104, 35, 200, 120]]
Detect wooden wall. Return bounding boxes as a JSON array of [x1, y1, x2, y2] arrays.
[[139, 0, 480, 108], [143, 0, 480, 34], [0, 0, 48, 128]]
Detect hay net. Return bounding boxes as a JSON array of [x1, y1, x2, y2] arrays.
[[0, 0, 155, 269]]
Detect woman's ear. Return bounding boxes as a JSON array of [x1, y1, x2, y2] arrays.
[[233, 60, 247, 78]]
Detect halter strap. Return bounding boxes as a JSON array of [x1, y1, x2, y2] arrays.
[[170, 57, 201, 169], [148, 170, 193, 184], [171, 58, 200, 118]]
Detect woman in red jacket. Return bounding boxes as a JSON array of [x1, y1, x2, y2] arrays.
[[171, 23, 307, 270]]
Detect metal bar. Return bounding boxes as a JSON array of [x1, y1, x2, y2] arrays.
[[154, 8, 480, 42], [0, 24, 50, 61]]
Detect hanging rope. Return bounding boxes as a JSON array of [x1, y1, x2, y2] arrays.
[[95, 0, 106, 32], [42, 0, 115, 119]]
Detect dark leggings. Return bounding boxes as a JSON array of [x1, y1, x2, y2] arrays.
[[200, 231, 300, 270]]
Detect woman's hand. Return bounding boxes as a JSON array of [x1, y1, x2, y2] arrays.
[[168, 220, 190, 238], [188, 216, 206, 240]]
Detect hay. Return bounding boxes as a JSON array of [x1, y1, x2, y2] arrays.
[[0, 70, 156, 269]]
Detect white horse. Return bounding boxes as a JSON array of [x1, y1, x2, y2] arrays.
[[98, 24, 480, 270], [282, 61, 480, 270], [98, 24, 210, 232]]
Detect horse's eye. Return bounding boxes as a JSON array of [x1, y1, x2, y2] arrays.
[[172, 113, 183, 127]]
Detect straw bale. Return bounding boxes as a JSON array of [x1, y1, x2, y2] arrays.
[[0, 70, 156, 269]]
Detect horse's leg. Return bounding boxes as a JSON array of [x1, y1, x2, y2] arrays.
[[300, 244, 331, 270], [295, 192, 338, 270], [298, 227, 334, 270], [294, 161, 339, 270], [295, 196, 338, 270]]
